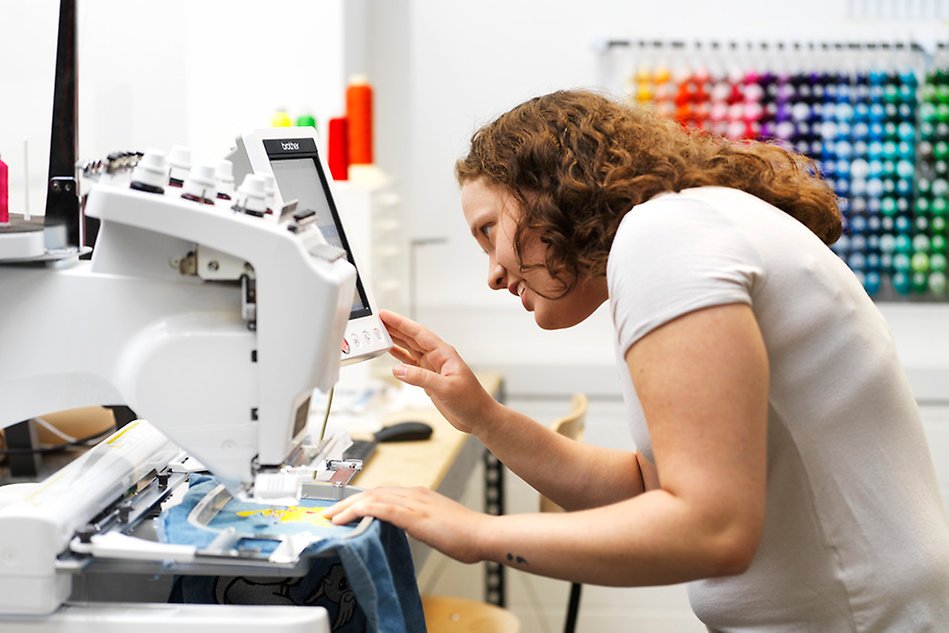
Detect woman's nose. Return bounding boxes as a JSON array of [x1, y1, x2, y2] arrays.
[[488, 259, 507, 290]]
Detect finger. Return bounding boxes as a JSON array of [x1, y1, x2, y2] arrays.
[[387, 335, 424, 362], [387, 330, 437, 363], [388, 336, 459, 376], [380, 310, 448, 354], [328, 501, 374, 525], [389, 350, 422, 366], [327, 496, 371, 525], [389, 345, 420, 367], [379, 311, 418, 343], [323, 491, 368, 519], [385, 324, 431, 355], [326, 486, 420, 513], [330, 497, 414, 527], [389, 334, 453, 371], [327, 488, 425, 525], [379, 309, 412, 331], [390, 332, 464, 373], [392, 362, 444, 391]]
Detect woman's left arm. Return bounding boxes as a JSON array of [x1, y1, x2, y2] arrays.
[[613, 301, 769, 580]]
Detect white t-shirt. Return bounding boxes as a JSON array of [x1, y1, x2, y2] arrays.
[[607, 186, 949, 632]]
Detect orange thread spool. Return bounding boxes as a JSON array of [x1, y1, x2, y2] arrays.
[[346, 75, 373, 165]]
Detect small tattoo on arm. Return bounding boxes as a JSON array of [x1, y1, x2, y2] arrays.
[[505, 552, 528, 566]]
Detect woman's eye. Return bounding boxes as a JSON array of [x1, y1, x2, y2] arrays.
[[475, 223, 494, 254]]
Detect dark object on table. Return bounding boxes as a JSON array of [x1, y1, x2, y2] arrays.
[[373, 421, 433, 443]]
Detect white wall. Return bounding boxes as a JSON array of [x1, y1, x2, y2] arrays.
[[1, 0, 349, 216], [379, 0, 946, 308], [360, 0, 949, 387]]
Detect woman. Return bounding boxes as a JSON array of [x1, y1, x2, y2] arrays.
[[327, 90, 949, 630]]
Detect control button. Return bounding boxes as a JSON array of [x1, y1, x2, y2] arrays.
[[362, 330, 371, 342], [293, 208, 317, 222], [341, 338, 350, 355], [351, 334, 360, 348], [373, 328, 382, 339]]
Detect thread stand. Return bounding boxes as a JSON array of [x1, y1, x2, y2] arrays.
[[0, 214, 46, 261]]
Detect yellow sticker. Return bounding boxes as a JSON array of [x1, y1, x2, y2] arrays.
[[236, 506, 333, 527]]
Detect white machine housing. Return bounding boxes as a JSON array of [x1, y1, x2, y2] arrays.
[[0, 421, 180, 615], [0, 182, 355, 490]]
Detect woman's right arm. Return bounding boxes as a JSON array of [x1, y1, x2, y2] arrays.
[[380, 310, 645, 509]]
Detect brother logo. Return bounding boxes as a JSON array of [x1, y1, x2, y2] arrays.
[[264, 137, 316, 155]]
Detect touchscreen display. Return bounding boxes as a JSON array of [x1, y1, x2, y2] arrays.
[[270, 157, 370, 318]]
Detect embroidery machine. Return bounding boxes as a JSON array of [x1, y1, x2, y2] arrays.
[[0, 123, 396, 630], [0, 14, 394, 620], [0, 0, 405, 625]]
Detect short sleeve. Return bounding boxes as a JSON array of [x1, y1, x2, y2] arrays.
[[608, 194, 763, 356]]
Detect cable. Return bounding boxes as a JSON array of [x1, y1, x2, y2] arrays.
[[318, 385, 336, 442]]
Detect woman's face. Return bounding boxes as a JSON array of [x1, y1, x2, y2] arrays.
[[461, 178, 608, 330]]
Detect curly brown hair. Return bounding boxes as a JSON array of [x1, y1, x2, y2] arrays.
[[455, 89, 842, 294]]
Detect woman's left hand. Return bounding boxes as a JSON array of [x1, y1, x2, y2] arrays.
[[324, 486, 491, 564]]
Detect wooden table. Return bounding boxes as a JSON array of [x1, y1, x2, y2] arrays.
[[353, 373, 501, 492]]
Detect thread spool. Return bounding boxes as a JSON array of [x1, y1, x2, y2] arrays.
[[0, 154, 8, 224], [167, 145, 191, 188], [130, 149, 168, 194], [346, 75, 373, 165], [271, 108, 292, 127], [296, 113, 316, 128], [181, 164, 217, 205], [215, 160, 235, 201], [235, 175, 268, 217], [328, 116, 349, 181]]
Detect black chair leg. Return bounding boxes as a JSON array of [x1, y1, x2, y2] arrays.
[[564, 582, 582, 633]]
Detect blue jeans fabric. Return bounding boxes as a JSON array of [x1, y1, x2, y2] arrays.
[[160, 475, 426, 633]]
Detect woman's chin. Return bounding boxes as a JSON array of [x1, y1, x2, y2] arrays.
[[534, 310, 575, 331], [532, 300, 602, 330]]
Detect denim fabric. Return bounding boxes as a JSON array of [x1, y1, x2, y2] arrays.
[[160, 475, 426, 633]]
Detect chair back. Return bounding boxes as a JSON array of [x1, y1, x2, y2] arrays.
[[539, 393, 588, 514]]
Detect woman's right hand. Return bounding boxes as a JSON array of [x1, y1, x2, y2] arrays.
[[379, 309, 497, 435], [325, 486, 492, 564]]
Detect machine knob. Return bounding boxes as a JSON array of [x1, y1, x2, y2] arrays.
[[76, 525, 96, 544], [233, 175, 269, 217]]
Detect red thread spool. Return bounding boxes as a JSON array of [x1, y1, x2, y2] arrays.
[[674, 82, 695, 106], [346, 75, 373, 165], [674, 102, 693, 124], [0, 155, 8, 224], [328, 116, 350, 181]]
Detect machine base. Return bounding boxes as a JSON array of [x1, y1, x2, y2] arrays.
[[0, 602, 329, 632]]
